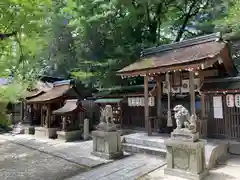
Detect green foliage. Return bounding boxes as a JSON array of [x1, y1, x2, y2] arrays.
[[216, 0, 240, 32], [64, 0, 227, 88], [0, 113, 11, 129], [0, 0, 52, 127], [1, 0, 235, 95]]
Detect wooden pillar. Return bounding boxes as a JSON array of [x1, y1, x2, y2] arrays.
[[199, 71, 205, 118], [119, 103, 123, 129], [47, 104, 51, 128], [144, 75, 151, 135], [166, 72, 173, 127], [199, 71, 207, 137], [189, 71, 196, 115], [156, 76, 162, 118], [62, 116, 66, 131], [20, 101, 24, 122], [41, 105, 44, 127]]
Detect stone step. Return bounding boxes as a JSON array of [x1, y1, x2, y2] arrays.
[[203, 141, 229, 169], [122, 143, 167, 158], [123, 137, 166, 149], [228, 143, 240, 155]]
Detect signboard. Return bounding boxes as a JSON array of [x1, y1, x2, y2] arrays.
[[235, 94, 240, 108], [213, 96, 223, 119], [127, 97, 155, 107], [226, 94, 234, 107]]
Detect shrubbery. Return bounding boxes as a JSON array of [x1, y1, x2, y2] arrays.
[[0, 80, 28, 130]]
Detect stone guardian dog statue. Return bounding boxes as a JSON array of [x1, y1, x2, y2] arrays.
[[173, 105, 197, 133]]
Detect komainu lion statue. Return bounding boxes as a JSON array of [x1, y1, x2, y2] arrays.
[[173, 105, 197, 133], [99, 105, 114, 124], [98, 104, 116, 131], [104, 105, 114, 124]]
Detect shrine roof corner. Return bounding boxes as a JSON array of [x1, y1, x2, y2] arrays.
[[117, 33, 230, 76]]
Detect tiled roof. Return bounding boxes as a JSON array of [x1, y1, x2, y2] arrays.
[[25, 90, 44, 99], [117, 33, 227, 74], [27, 84, 71, 103], [201, 76, 240, 92], [25, 81, 53, 99], [52, 99, 86, 114]]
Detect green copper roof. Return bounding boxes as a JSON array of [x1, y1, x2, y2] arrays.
[[94, 98, 123, 104]]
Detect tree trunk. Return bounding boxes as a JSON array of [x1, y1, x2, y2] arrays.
[[174, 0, 198, 42], [174, 14, 191, 42]]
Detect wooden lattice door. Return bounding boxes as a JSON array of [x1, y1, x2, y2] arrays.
[[225, 94, 240, 140]]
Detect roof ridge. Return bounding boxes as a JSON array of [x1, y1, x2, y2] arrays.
[[142, 32, 221, 57]]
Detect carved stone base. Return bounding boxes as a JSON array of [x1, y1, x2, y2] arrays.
[[164, 167, 209, 180], [164, 139, 208, 180], [171, 128, 199, 142], [91, 151, 123, 160], [91, 130, 123, 160], [57, 130, 82, 142], [35, 127, 58, 139], [25, 126, 35, 135]]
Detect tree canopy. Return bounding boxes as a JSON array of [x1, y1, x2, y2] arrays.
[[0, 0, 52, 103], [0, 0, 239, 98]]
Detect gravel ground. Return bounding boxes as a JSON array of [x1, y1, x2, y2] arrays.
[[0, 139, 87, 180]]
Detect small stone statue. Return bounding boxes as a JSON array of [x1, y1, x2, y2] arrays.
[[173, 105, 197, 133], [99, 107, 105, 123], [97, 105, 116, 131], [104, 105, 114, 124]]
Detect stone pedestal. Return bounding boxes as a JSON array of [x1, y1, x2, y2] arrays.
[[91, 130, 123, 160], [35, 127, 58, 139], [12, 122, 25, 134], [171, 128, 199, 142], [57, 130, 82, 142], [164, 129, 208, 180], [25, 126, 35, 135]]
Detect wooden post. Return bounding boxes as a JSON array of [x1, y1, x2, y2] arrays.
[[156, 76, 162, 118], [166, 72, 173, 127], [62, 116, 66, 131], [199, 71, 207, 137], [189, 71, 196, 115], [199, 71, 205, 119], [20, 101, 24, 122], [119, 103, 123, 129], [144, 75, 151, 135], [41, 105, 44, 127], [47, 104, 51, 128]]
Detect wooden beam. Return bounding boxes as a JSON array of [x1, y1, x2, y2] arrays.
[[144, 75, 151, 135], [117, 59, 217, 77], [189, 71, 196, 115], [119, 68, 219, 79]]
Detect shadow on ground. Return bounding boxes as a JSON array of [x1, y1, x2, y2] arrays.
[[0, 140, 87, 180]]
